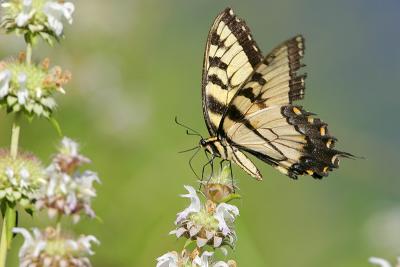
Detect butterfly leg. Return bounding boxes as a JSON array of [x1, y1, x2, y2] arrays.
[[207, 155, 216, 184], [219, 159, 227, 171], [201, 150, 210, 182], [228, 160, 236, 193], [200, 153, 215, 190]]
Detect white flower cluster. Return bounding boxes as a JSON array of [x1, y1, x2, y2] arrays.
[[0, 58, 70, 118], [36, 137, 100, 222], [158, 166, 240, 267], [170, 186, 239, 249], [13, 227, 99, 267], [369, 257, 400, 267], [0, 149, 44, 207], [0, 0, 75, 43], [157, 250, 236, 267]]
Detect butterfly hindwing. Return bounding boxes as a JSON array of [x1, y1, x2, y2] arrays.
[[219, 35, 351, 179], [225, 104, 351, 178], [202, 8, 263, 136]]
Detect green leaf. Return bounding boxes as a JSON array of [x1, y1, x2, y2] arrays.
[[221, 193, 242, 203], [27, 113, 34, 122], [25, 103, 33, 112], [33, 103, 43, 115], [25, 208, 34, 217], [183, 238, 195, 249], [6, 96, 17, 106], [48, 116, 62, 136], [95, 215, 104, 224], [0, 201, 6, 218], [12, 104, 21, 112]]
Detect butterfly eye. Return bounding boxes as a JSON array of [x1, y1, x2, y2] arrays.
[[200, 139, 206, 146]]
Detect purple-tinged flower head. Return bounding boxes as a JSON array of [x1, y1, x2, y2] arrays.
[[170, 186, 239, 249], [0, 0, 75, 44], [14, 227, 99, 267], [0, 57, 70, 118], [156, 249, 237, 267], [36, 137, 100, 222]]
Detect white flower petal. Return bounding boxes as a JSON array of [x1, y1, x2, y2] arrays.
[[0, 69, 11, 98], [62, 3, 75, 23], [5, 167, 14, 179], [213, 262, 230, 267], [175, 185, 201, 224], [20, 168, 30, 179], [156, 251, 179, 267], [13, 227, 34, 258], [193, 251, 214, 267], [43, 1, 75, 36], [17, 72, 29, 105], [32, 240, 46, 257], [369, 257, 392, 267], [214, 203, 239, 236], [35, 87, 42, 98], [17, 88, 28, 105], [15, 0, 33, 27], [213, 236, 223, 247]]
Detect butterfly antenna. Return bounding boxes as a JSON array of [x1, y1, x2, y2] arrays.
[[179, 145, 200, 154], [175, 116, 203, 138]]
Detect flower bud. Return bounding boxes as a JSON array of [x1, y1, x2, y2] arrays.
[[202, 166, 237, 203]]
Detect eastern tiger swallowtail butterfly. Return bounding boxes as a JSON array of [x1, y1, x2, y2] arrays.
[[198, 7, 352, 180]]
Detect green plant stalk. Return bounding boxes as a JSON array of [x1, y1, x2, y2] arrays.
[[0, 122, 20, 267], [0, 38, 32, 267], [10, 122, 20, 160], [26, 42, 32, 65], [0, 216, 7, 267]]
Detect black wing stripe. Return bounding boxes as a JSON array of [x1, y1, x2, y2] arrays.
[[209, 56, 228, 70], [210, 32, 224, 47], [206, 95, 226, 115], [237, 87, 257, 101], [208, 74, 228, 90], [221, 10, 262, 67]]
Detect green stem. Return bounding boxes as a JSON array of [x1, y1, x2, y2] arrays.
[[26, 42, 32, 65], [0, 32, 32, 267], [0, 216, 7, 267], [10, 121, 20, 160], [0, 121, 20, 266]]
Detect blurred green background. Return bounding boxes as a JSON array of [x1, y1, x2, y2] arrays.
[[1, 0, 399, 266]]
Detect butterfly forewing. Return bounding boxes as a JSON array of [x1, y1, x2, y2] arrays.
[[202, 8, 263, 136], [221, 35, 306, 132]]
